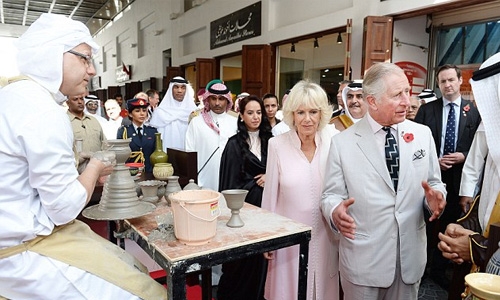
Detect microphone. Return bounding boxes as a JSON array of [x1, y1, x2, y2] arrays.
[[81, 124, 86, 129]]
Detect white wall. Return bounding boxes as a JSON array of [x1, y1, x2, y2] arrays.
[[0, 23, 27, 38], [392, 16, 429, 68], [392, 16, 432, 94], [1, 0, 465, 87], [93, 0, 174, 88]]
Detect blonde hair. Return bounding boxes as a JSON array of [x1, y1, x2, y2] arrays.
[[282, 80, 333, 131]]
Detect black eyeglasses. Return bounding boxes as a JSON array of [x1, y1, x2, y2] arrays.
[[67, 50, 93, 68]]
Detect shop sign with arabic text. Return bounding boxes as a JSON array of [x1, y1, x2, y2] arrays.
[[210, 1, 261, 49]]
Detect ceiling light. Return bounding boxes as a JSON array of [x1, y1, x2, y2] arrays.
[[337, 32, 343, 44], [291, 43, 296, 53], [314, 38, 319, 48]]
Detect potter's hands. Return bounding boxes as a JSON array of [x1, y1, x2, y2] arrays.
[[460, 196, 474, 214], [79, 152, 116, 202], [439, 152, 465, 170], [422, 181, 446, 221], [92, 151, 116, 168], [332, 198, 356, 239], [79, 151, 93, 159], [77, 151, 93, 164], [255, 174, 265, 188], [87, 151, 116, 182], [263, 251, 274, 260], [437, 223, 474, 264]]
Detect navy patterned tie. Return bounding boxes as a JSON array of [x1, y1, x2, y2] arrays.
[[383, 127, 399, 190], [443, 103, 456, 155]]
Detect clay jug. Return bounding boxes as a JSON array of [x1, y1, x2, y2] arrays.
[[183, 179, 201, 190], [164, 176, 182, 205], [150, 133, 168, 167]]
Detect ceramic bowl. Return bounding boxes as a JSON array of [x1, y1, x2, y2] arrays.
[[465, 273, 500, 300], [128, 167, 139, 176], [125, 162, 144, 178]]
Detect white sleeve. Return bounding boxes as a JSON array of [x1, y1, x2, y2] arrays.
[[459, 129, 488, 197]]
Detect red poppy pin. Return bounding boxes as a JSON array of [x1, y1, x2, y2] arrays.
[[463, 104, 470, 112], [403, 132, 414, 143]]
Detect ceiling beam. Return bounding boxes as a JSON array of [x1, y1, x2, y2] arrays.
[[22, 0, 29, 26], [70, 0, 84, 18], [48, 0, 56, 14], [0, 0, 4, 24]]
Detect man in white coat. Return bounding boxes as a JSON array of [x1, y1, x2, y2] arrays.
[[185, 81, 237, 191], [321, 62, 446, 299], [0, 13, 166, 299]]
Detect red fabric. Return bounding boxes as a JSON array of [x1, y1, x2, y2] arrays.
[[120, 108, 128, 118], [149, 270, 214, 300]]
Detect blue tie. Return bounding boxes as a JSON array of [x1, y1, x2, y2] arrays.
[[383, 127, 399, 190], [444, 103, 456, 155]]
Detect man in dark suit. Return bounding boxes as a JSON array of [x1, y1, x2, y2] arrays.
[[414, 64, 481, 289]]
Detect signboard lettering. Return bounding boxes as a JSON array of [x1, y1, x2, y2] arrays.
[[210, 1, 261, 49]]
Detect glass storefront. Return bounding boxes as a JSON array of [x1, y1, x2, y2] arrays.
[[276, 33, 345, 108], [436, 19, 500, 66]]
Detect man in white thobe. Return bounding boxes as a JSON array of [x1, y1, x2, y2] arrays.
[[438, 52, 500, 290], [150, 76, 196, 150], [185, 81, 237, 191]]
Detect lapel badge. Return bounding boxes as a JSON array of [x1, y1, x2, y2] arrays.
[[413, 149, 426, 161]]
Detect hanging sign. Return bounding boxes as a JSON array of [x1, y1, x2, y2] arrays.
[[210, 1, 261, 49], [395, 61, 427, 95], [116, 63, 132, 83]]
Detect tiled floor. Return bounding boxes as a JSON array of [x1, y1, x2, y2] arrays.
[[418, 277, 448, 300]]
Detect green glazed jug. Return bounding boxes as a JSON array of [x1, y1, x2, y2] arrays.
[[150, 132, 168, 167]]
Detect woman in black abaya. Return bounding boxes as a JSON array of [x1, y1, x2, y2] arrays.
[[217, 95, 273, 300]]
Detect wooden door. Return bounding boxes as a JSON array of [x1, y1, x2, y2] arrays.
[[126, 81, 143, 99], [165, 67, 184, 91], [242, 44, 272, 97], [361, 16, 393, 76], [149, 77, 157, 91], [344, 19, 353, 80], [107, 86, 121, 100], [95, 89, 107, 102], [196, 58, 217, 92]]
